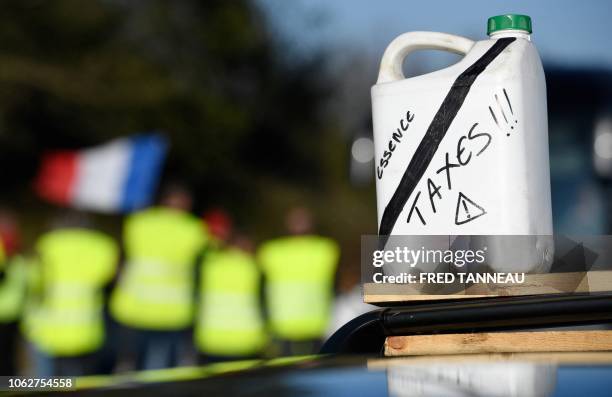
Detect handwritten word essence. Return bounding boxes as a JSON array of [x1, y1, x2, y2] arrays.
[[377, 111, 415, 179]]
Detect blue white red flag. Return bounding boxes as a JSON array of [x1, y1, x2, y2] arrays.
[[35, 134, 167, 213]]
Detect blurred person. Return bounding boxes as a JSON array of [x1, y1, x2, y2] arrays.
[[202, 208, 233, 243], [22, 220, 118, 376], [195, 209, 267, 363], [0, 210, 27, 375], [0, 209, 21, 256], [257, 206, 339, 355], [110, 184, 207, 370]]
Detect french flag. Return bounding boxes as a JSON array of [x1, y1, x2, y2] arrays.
[[35, 134, 168, 213]]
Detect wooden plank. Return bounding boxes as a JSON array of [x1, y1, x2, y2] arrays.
[[368, 352, 612, 368], [364, 292, 486, 304], [364, 270, 612, 304], [385, 330, 612, 357]]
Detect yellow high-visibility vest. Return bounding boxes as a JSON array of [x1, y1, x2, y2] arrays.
[[0, 244, 27, 323], [110, 207, 206, 330], [26, 229, 117, 356], [258, 235, 339, 341], [195, 248, 267, 356]]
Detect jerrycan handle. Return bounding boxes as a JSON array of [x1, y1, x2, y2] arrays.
[[377, 32, 475, 84]]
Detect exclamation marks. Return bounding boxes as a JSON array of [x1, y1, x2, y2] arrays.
[[462, 199, 470, 219], [489, 88, 518, 137], [503, 88, 518, 136]]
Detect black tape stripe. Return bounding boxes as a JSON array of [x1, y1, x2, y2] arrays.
[[378, 37, 515, 243]]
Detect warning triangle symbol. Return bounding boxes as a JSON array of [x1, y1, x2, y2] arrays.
[[455, 192, 487, 225]]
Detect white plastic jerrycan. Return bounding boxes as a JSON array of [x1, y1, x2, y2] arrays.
[[372, 15, 553, 272]]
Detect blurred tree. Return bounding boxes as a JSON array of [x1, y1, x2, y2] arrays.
[[0, 0, 334, 205], [0, 0, 378, 261]]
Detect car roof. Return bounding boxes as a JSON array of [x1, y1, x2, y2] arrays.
[[31, 352, 612, 397]]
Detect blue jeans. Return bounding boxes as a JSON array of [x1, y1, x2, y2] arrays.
[[134, 329, 186, 370]]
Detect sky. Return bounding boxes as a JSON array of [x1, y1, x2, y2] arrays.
[[257, 0, 612, 69]]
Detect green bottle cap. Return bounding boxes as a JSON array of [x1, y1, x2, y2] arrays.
[[487, 14, 532, 35]]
